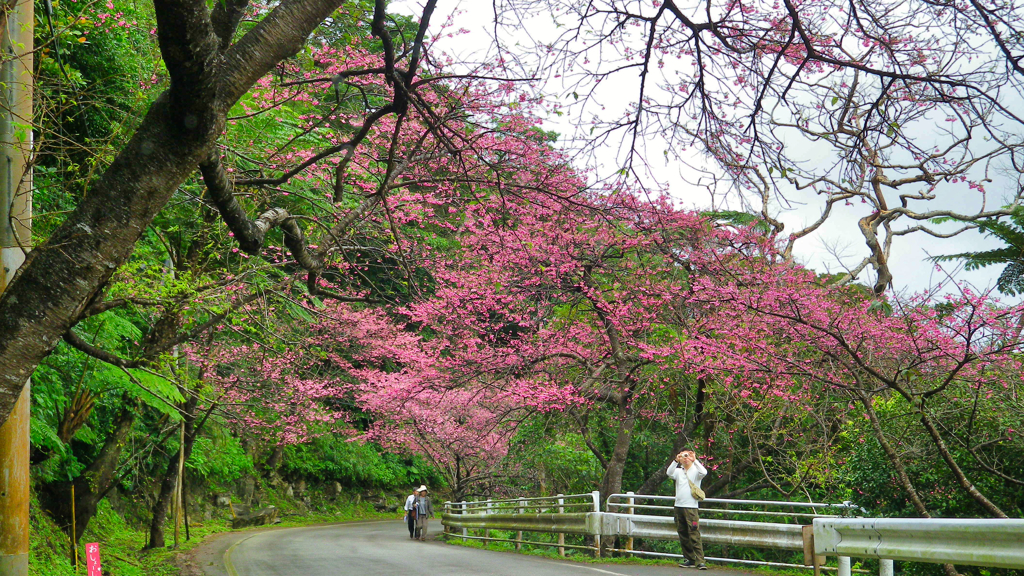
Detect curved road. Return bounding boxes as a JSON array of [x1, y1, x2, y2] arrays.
[[202, 520, 750, 576]]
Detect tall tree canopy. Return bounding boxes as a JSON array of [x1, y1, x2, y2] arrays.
[[6, 0, 1024, 429]]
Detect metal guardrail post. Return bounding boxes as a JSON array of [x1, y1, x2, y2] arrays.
[[443, 502, 448, 535], [516, 499, 525, 551], [591, 491, 601, 558], [838, 556, 851, 576], [461, 501, 468, 541], [557, 494, 565, 557], [485, 500, 492, 547], [880, 559, 893, 576], [625, 491, 635, 554]]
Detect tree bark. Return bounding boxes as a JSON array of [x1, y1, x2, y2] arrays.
[[598, 398, 635, 501], [262, 444, 285, 479]]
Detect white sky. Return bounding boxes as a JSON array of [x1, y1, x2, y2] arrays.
[[392, 0, 1018, 300]]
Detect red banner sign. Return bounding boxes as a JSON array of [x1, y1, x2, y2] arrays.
[[86, 542, 103, 576]]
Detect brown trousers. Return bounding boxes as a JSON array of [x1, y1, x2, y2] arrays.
[[415, 516, 429, 540], [674, 507, 705, 564]]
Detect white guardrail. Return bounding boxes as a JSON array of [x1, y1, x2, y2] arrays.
[[443, 492, 1024, 574], [814, 518, 1024, 569], [602, 493, 860, 572], [444, 492, 865, 572], [442, 492, 602, 556]]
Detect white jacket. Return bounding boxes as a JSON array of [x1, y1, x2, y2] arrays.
[[667, 460, 707, 508]]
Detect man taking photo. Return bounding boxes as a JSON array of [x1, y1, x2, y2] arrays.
[[666, 450, 708, 569]]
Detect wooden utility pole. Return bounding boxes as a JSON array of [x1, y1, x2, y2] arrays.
[[0, 0, 33, 574]]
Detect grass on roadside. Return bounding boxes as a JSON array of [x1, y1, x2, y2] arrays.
[[29, 493, 394, 576], [440, 533, 833, 574]]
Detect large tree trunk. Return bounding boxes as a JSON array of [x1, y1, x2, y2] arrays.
[[598, 396, 635, 502], [262, 444, 286, 486], [38, 402, 136, 544]]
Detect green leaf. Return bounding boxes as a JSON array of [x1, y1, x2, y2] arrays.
[[867, 300, 893, 316]]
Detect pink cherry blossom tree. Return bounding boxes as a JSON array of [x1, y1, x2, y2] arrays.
[[679, 236, 1024, 518]]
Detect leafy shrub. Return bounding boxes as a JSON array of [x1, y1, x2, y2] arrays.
[[281, 437, 443, 490], [186, 432, 255, 490]]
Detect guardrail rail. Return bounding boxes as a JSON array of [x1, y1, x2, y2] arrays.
[[813, 518, 1024, 570], [442, 492, 601, 556], [444, 491, 862, 569], [602, 493, 863, 572], [442, 492, 1023, 575]]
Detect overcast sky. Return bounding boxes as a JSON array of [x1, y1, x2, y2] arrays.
[[393, 0, 1019, 301]]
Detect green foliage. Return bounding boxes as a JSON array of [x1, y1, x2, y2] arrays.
[[186, 432, 255, 489], [30, 496, 214, 576], [702, 210, 773, 233], [508, 417, 603, 495], [34, 0, 161, 236], [829, 394, 1024, 521], [281, 437, 444, 490], [29, 496, 76, 576]]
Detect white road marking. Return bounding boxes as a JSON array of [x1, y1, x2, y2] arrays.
[[569, 565, 633, 576]]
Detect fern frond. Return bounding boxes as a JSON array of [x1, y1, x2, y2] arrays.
[[929, 247, 1019, 268], [997, 261, 1024, 296], [976, 220, 1024, 251]]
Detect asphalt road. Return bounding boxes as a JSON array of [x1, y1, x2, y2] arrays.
[[205, 520, 753, 576]]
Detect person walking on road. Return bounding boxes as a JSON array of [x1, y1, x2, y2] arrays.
[[667, 449, 708, 569], [403, 488, 419, 539], [414, 485, 434, 541]]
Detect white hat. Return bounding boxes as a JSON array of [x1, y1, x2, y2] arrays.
[[417, 485, 428, 492]]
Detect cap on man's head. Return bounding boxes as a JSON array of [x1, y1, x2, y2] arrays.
[[417, 485, 428, 492]]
